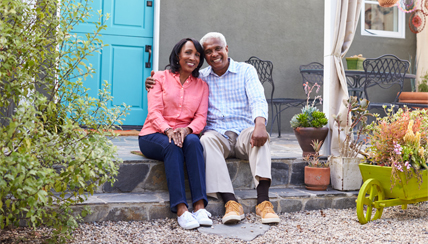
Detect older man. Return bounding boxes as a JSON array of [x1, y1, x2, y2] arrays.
[[146, 32, 279, 224]]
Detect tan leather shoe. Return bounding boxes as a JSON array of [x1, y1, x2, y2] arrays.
[[222, 200, 245, 224], [256, 201, 280, 224]]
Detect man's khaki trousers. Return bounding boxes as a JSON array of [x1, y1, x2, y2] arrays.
[[200, 127, 271, 198]]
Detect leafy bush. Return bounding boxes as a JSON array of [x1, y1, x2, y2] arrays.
[[0, 0, 129, 242], [418, 72, 428, 92]]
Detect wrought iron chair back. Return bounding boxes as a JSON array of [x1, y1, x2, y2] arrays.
[[245, 56, 275, 134], [245, 56, 275, 102], [362, 54, 409, 108], [299, 62, 324, 87]]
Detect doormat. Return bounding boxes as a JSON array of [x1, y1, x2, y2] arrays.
[[131, 151, 144, 157], [114, 130, 140, 136]]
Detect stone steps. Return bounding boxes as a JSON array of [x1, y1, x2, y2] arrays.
[[74, 136, 358, 223], [77, 188, 358, 222]]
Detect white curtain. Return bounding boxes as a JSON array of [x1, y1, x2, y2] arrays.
[[416, 4, 428, 85], [326, 0, 363, 156]]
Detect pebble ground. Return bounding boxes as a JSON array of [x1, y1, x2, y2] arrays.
[[1, 202, 427, 243]]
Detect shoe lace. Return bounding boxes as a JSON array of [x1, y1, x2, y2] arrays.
[[196, 209, 212, 218], [182, 211, 195, 222], [225, 201, 241, 214], [259, 201, 275, 216]]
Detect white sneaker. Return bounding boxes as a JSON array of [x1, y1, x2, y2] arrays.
[[177, 211, 200, 230], [192, 209, 213, 226]]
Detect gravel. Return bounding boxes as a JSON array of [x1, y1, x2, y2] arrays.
[[1, 202, 427, 243]]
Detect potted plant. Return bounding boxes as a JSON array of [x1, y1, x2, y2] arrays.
[[345, 54, 366, 70], [399, 71, 428, 105], [290, 82, 328, 156], [304, 140, 330, 191], [331, 96, 373, 191]]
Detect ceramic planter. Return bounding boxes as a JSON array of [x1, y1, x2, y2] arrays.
[[345, 57, 366, 70], [304, 166, 330, 191], [330, 157, 363, 191], [398, 92, 428, 105], [294, 127, 329, 157]]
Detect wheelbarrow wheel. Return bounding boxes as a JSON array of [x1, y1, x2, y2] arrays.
[[356, 178, 385, 224]]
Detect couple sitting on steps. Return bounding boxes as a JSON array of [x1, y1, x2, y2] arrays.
[[138, 32, 280, 230]]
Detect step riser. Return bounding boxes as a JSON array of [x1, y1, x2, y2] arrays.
[[75, 194, 357, 222], [98, 159, 307, 193]]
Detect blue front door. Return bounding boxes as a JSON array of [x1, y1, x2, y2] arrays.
[[71, 0, 153, 125]]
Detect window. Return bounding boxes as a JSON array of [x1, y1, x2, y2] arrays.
[[361, 1, 405, 39]]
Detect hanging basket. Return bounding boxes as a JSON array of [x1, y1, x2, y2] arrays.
[[421, 0, 428, 16], [398, 0, 420, 13], [409, 10, 426, 33], [377, 0, 399, 7]]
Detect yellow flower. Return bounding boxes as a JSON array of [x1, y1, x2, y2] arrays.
[[403, 120, 416, 144], [419, 147, 425, 158]]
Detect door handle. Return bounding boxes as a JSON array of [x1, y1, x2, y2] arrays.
[[145, 45, 152, 68]]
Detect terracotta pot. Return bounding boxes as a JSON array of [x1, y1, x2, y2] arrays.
[[398, 92, 428, 104], [377, 0, 399, 8], [294, 127, 329, 157], [304, 166, 330, 191]]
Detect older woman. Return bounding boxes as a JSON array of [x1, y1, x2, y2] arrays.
[[138, 38, 210, 229]]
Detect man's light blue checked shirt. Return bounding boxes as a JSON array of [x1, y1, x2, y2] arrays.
[[200, 58, 268, 136]]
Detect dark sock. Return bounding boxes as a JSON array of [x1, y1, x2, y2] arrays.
[[220, 193, 238, 204], [257, 180, 271, 205]]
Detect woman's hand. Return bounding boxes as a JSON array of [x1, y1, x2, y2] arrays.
[[172, 127, 192, 147], [145, 70, 156, 92]]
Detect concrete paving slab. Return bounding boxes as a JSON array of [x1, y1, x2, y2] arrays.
[[198, 223, 270, 241]]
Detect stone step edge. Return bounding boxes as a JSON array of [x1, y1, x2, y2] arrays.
[[97, 158, 311, 193], [73, 188, 359, 222]]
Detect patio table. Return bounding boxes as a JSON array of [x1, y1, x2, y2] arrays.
[[299, 69, 416, 100]]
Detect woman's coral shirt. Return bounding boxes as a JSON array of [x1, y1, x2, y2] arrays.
[[139, 70, 209, 136]]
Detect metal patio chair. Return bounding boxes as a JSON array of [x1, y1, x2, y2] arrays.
[[246, 57, 305, 137], [361, 54, 427, 111]]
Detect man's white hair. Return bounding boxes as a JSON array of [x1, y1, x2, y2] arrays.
[[200, 32, 227, 47]]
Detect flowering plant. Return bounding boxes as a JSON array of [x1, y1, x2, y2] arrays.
[[290, 82, 328, 129], [304, 140, 329, 168], [364, 107, 428, 188], [333, 96, 373, 158]]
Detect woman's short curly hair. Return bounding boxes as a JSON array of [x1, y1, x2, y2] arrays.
[[167, 38, 205, 78]]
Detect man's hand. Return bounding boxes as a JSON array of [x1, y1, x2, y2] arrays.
[[251, 117, 268, 147], [145, 70, 156, 92]]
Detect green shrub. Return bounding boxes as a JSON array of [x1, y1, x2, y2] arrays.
[[418, 72, 428, 92], [0, 0, 129, 242]]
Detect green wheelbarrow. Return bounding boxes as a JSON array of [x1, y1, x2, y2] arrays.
[[356, 163, 428, 224]]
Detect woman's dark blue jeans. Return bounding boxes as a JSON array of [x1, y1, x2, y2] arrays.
[[139, 133, 207, 213]]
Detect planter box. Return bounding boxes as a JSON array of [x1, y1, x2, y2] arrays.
[[359, 164, 428, 200], [330, 157, 363, 191], [346, 57, 366, 70]]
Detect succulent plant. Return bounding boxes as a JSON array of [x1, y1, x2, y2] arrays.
[[290, 105, 328, 129]]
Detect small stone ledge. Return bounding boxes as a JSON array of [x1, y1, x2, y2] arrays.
[[98, 158, 311, 193]]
